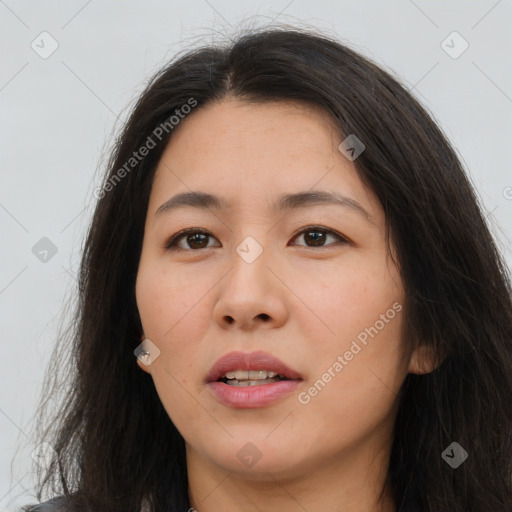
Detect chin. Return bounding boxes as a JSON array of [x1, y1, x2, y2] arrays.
[[200, 436, 311, 479]]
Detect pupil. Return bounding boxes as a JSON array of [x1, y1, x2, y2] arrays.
[[188, 233, 207, 249], [305, 231, 325, 246]]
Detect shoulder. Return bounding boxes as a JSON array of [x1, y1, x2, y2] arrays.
[[18, 495, 74, 512]]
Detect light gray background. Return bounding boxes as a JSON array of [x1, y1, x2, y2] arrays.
[[1, 1, 511, 510]]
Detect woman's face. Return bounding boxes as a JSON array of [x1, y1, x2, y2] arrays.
[[135, 97, 420, 480]]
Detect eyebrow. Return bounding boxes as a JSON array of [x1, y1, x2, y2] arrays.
[[154, 190, 374, 224]]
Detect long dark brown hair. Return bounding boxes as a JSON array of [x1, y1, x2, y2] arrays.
[[17, 26, 512, 512]]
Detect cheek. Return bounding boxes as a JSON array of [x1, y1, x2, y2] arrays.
[[136, 263, 207, 433], [295, 258, 405, 410], [296, 312, 405, 451], [136, 260, 209, 341], [294, 258, 401, 349], [135, 259, 214, 403]]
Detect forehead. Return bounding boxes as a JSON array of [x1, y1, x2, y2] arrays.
[[155, 98, 340, 176], [167, 97, 339, 155], [148, 98, 380, 222]]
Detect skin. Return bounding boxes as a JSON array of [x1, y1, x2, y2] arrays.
[[135, 97, 434, 512]]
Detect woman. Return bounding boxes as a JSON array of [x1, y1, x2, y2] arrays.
[[19, 27, 512, 512]]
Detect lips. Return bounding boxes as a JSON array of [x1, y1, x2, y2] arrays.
[[206, 351, 303, 383]]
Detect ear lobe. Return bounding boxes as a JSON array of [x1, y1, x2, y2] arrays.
[[136, 356, 151, 373], [408, 343, 440, 375]]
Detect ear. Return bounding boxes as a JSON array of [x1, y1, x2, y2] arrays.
[[136, 334, 152, 374], [407, 343, 440, 375]]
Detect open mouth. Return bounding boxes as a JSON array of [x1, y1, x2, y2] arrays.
[[217, 370, 290, 387], [207, 352, 302, 407]]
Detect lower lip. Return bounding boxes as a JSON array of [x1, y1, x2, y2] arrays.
[[208, 380, 302, 408]]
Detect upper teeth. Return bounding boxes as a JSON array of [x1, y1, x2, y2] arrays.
[[224, 370, 279, 380]]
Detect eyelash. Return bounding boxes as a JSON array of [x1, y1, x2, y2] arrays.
[[163, 226, 350, 251]]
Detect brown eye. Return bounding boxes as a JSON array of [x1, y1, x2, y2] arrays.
[[290, 226, 349, 248], [164, 229, 219, 251]]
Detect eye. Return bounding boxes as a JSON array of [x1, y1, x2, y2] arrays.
[[163, 228, 220, 251], [289, 226, 350, 248], [163, 226, 350, 252]]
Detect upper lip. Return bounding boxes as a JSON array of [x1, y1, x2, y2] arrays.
[[206, 351, 303, 383]]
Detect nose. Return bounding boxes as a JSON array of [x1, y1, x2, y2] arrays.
[[212, 241, 288, 331]]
